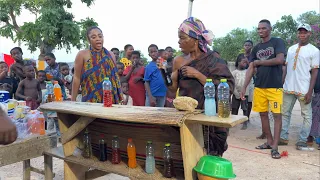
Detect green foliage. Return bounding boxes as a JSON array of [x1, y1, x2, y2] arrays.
[[0, 0, 97, 56], [213, 11, 320, 62]]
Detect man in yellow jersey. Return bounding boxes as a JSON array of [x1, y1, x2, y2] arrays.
[[241, 19, 286, 159]]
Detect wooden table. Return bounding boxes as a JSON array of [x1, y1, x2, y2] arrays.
[[40, 102, 247, 180], [0, 132, 57, 180]]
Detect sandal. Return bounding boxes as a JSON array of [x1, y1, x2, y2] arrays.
[[271, 149, 281, 159], [255, 142, 272, 149]]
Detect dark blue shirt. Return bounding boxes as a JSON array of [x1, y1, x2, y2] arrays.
[[144, 61, 167, 97]]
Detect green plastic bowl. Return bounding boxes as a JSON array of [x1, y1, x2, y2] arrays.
[[194, 155, 236, 179]]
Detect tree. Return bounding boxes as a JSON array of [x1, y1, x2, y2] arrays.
[[297, 11, 320, 25], [272, 15, 298, 47], [0, 0, 98, 60], [213, 28, 259, 61]]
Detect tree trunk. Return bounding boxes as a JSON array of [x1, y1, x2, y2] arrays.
[[38, 40, 54, 61]]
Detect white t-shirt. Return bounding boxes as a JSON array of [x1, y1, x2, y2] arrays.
[[231, 69, 253, 99], [284, 43, 320, 96]]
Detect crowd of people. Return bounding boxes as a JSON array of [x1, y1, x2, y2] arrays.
[[0, 17, 319, 162]]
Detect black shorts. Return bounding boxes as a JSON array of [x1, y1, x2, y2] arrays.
[[232, 95, 248, 111]]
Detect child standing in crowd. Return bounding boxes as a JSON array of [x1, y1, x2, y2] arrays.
[[158, 49, 168, 64], [37, 70, 47, 90], [232, 58, 253, 130], [15, 65, 42, 110], [59, 63, 72, 99], [121, 81, 133, 106], [123, 51, 146, 106], [144, 44, 167, 107], [116, 62, 126, 83], [120, 44, 134, 69], [0, 62, 18, 99]]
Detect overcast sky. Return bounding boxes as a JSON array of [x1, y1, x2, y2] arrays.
[[0, 0, 319, 62]]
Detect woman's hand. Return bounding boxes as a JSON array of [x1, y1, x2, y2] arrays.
[[181, 66, 200, 78]]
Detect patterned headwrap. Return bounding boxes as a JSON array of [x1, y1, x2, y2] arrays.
[[178, 17, 214, 53]]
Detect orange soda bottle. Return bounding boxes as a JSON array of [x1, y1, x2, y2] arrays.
[[38, 112, 45, 135], [127, 138, 137, 168], [53, 81, 62, 101]]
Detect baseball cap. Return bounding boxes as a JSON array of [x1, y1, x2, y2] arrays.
[[297, 23, 312, 31]]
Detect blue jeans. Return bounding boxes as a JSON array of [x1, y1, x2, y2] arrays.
[[281, 93, 312, 143], [145, 95, 166, 107]]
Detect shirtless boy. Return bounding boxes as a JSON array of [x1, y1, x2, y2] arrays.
[[16, 65, 42, 110]]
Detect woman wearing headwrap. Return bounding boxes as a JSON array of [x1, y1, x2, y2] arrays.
[[161, 17, 235, 156]]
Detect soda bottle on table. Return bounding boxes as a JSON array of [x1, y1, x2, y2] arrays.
[[127, 138, 137, 168], [38, 112, 45, 135], [99, 134, 107, 161], [204, 79, 216, 116], [163, 143, 175, 178], [53, 81, 62, 101], [103, 77, 113, 107], [145, 141, 155, 174], [46, 81, 55, 102], [82, 129, 92, 158], [112, 135, 121, 164], [218, 79, 230, 118]]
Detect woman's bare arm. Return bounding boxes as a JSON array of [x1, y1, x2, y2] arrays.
[[71, 50, 85, 101]]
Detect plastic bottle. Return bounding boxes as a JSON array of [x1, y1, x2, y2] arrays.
[[38, 112, 45, 135], [127, 138, 137, 168], [82, 129, 92, 158], [112, 135, 121, 164], [27, 111, 39, 135], [218, 79, 230, 118], [46, 81, 55, 102], [163, 143, 175, 178], [204, 79, 216, 116], [103, 77, 113, 107], [53, 81, 62, 101], [145, 141, 155, 174], [99, 134, 107, 161]]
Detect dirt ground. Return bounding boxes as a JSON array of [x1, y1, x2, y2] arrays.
[[0, 102, 319, 180]]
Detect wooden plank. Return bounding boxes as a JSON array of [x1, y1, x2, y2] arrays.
[[44, 154, 54, 180], [58, 113, 88, 180], [61, 116, 95, 144], [85, 169, 107, 180], [186, 114, 248, 128], [40, 102, 200, 127], [23, 159, 31, 180], [180, 122, 205, 180], [44, 146, 184, 180], [0, 133, 57, 167]]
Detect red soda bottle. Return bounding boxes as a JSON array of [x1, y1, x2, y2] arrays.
[[112, 135, 121, 164], [103, 77, 112, 107]]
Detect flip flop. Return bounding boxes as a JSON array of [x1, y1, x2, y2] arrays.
[[271, 149, 281, 159], [256, 142, 272, 150]]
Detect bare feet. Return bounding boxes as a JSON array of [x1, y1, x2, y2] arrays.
[[0, 110, 17, 145], [256, 133, 266, 139]]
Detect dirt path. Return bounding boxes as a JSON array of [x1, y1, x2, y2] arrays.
[[0, 102, 319, 180]]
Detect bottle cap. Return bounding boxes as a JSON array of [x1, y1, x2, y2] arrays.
[[206, 79, 212, 82], [128, 138, 132, 142], [221, 79, 227, 83], [104, 77, 109, 81], [113, 135, 118, 138], [46, 81, 52, 84], [54, 81, 58, 84], [147, 140, 152, 144], [165, 143, 170, 147]]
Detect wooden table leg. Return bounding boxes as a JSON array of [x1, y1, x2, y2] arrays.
[[23, 159, 31, 180], [180, 122, 205, 180], [44, 154, 53, 180]]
